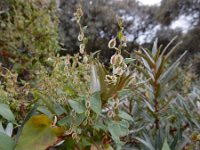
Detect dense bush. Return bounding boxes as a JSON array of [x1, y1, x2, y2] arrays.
[[0, 0, 59, 80], [0, 3, 199, 150]]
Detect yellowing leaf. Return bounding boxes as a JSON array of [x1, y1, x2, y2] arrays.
[[15, 115, 64, 150]]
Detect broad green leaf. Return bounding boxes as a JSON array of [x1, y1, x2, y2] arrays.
[[37, 106, 52, 117], [53, 103, 66, 116], [90, 92, 101, 115], [15, 103, 39, 143], [118, 111, 133, 121], [162, 139, 171, 150], [94, 120, 107, 131], [68, 99, 86, 114], [58, 113, 85, 127], [16, 115, 64, 150], [33, 91, 54, 113], [108, 120, 129, 145], [0, 104, 15, 122], [0, 132, 16, 150], [0, 122, 5, 133]]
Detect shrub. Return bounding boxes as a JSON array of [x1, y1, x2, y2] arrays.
[[0, 0, 59, 80], [0, 5, 199, 150]]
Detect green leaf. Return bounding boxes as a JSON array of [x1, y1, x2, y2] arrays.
[[90, 64, 100, 93], [135, 136, 155, 150], [37, 106, 52, 117], [90, 92, 102, 115], [33, 91, 54, 113], [53, 103, 66, 116], [0, 132, 16, 150], [0, 122, 5, 133], [108, 120, 129, 145], [118, 111, 133, 121], [58, 113, 85, 127], [0, 104, 15, 122], [124, 58, 135, 64], [94, 120, 107, 131], [152, 38, 158, 57], [5, 123, 13, 137], [68, 100, 86, 114], [162, 139, 171, 150], [118, 31, 123, 40], [15, 115, 64, 150], [15, 103, 39, 143]]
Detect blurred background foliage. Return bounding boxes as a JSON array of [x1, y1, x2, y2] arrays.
[[58, 0, 200, 75], [0, 0, 59, 81], [0, 0, 200, 76]]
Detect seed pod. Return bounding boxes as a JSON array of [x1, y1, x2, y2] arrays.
[[72, 132, 77, 139], [110, 54, 124, 66], [65, 129, 73, 135], [76, 136, 80, 142], [52, 116, 57, 126], [113, 99, 119, 109], [113, 103, 118, 109], [105, 75, 117, 84], [79, 44, 85, 54], [83, 119, 88, 126], [115, 54, 124, 65], [110, 54, 117, 65], [107, 110, 113, 118], [83, 55, 88, 63], [75, 7, 83, 17], [88, 119, 94, 125], [121, 35, 127, 43], [111, 75, 117, 83], [108, 38, 116, 49], [122, 62, 127, 69], [113, 66, 123, 76], [122, 43, 127, 47], [105, 75, 112, 82], [85, 101, 91, 109], [85, 109, 90, 117], [78, 32, 84, 41]]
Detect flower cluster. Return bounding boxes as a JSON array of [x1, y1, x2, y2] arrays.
[[105, 18, 127, 84], [74, 6, 87, 55]]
